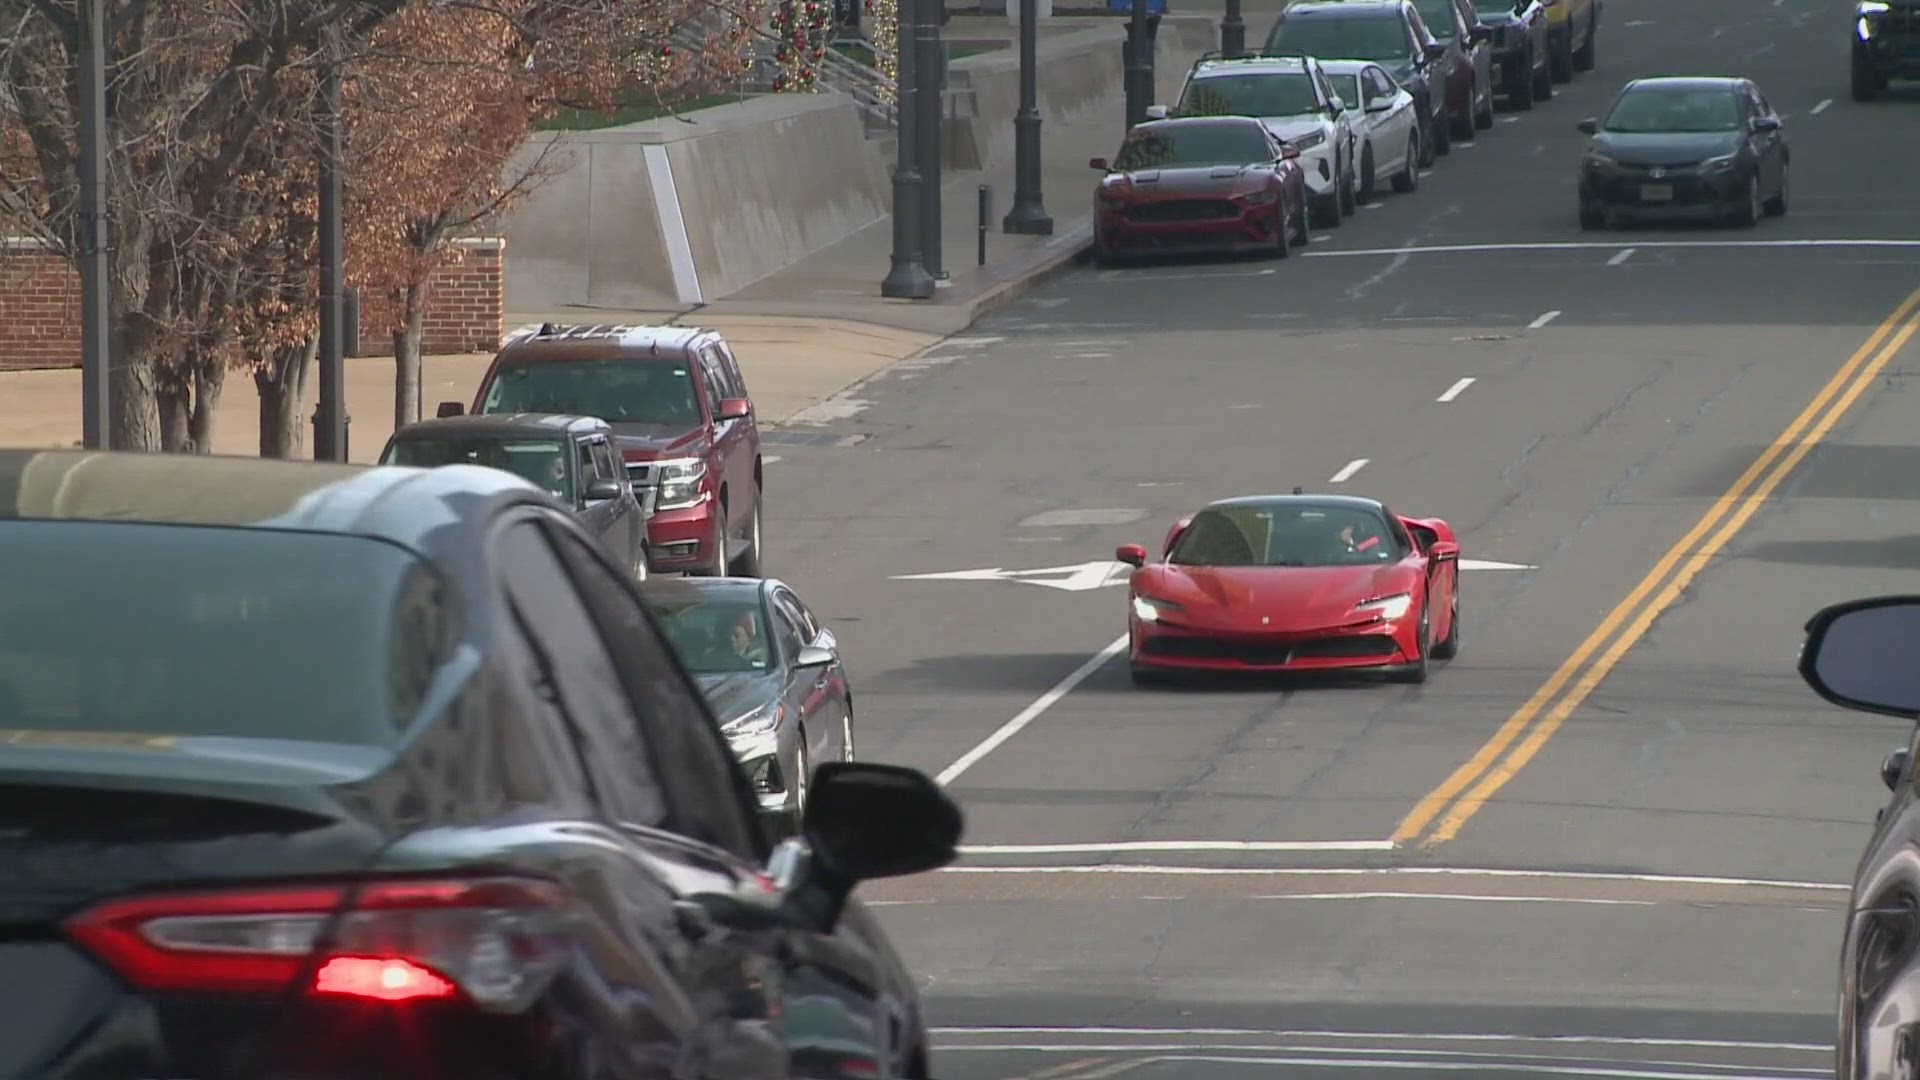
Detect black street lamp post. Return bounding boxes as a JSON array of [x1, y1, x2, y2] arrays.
[[1001, 0, 1051, 234], [1124, 0, 1153, 129], [1222, 0, 1246, 55], [881, 0, 935, 299], [77, 0, 110, 449], [914, 0, 945, 279], [312, 40, 348, 461]]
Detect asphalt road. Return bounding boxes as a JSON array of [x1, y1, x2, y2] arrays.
[[764, 0, 1920, 1075]]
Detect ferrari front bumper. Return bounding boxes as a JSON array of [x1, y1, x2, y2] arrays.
[[1130, 615, 1417, 674]]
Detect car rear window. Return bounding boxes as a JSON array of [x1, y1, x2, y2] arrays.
[[0, 521, 452, 747], [384, 436, 572, 501], [480, 359, 703, 427]]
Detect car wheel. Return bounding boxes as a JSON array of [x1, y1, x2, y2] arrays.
[[730, 483, 763, 577], [1533, 49, 1555, 100], [1389, 598, 1431, 684], [1309, 188, 1341, 229], [789, 727, 810, 831], [1392, 131, 1420, 193], [1549, 27, 1573, 83], [1730, 174, 1761, 228], [1267, 206, 1293, 259], [1475, 81, 1495, 129], [1579, 202, 1605, 230], [1765, 165, 1789, 215], [842, 706, 856, 762], [1431, 109, 1452, 157], [1356, 143, 1376, 204], [1572, 13, 1595, 71], [1338, 156, 1358, 214], [1509, 56, 1535, 109], [1450, 94, 1475, 142], [1431, 579, 1460, 660], [693, 501, 728, 576]]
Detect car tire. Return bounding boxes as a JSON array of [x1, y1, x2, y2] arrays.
[[693, 500, 728, 577], [1765, 165, 1789, 216], [1730, 174, 1761, 228], [1533, 53, 1555, 100], [1431, 109, 1452, 157], [1431, 580, 1460, 660], [1508, 56, 1535, 109], [1267, 207, 1293, 259], [731, 483, 764, 577], [1579, 202, 1605, 230], [1549, 27, 1573, 83], [1450, 95, 1475, 142], [1852, 58, 1882, 101], [1339, 157, 1358, 215], [1388, 600, 1431, 684], [1392, 131, 1420, 193], [1474, 81, 1495, 129], [1310, 189, 1341, 229], [789, 726, 810, 833], [1572, 13, 1595, 71], [842, 706, 856, 762], [1356, 143, 1376, 204]]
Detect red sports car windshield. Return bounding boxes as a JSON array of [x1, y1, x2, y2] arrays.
[[1167, 503, 1408, 568]]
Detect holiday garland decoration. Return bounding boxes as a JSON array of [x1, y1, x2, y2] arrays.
[[865, 0, 899, 104], [769, 0, 837, 91]]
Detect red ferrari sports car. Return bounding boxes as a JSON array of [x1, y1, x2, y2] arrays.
[[1117, 493, 1461, 685]]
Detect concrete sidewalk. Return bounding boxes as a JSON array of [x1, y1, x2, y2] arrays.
[[0, 15, 1215, 458]]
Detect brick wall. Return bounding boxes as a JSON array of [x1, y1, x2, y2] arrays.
[[0, 236, 505, 371]]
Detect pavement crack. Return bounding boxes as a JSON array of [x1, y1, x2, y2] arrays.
[[1117, 697, 1288, 838]]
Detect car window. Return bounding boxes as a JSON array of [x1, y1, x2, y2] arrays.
[[699, 350, 729, 415], [1367, 68, 1397, 99], [651, 593, 775, 674], [543, 525, 767, 860], [1114, 123, 1271, 168], [772, 586, 821, 641], [0, 521, 448, 747], [1603, 85, 1744, 133], [1168, 503, 1406, 568], [1179, 72, 1320, 117], [385, 435, 571, 501], [713, 341, 749, 399], [588, 438, 621, 482], [1333, 74, 1364, 110], [495, 519, 670, 828], [768, 603, 806, 662], [1413, 0, 1457, 37], [1268, 14, 1415, 60], [480, 359, 703, 428]]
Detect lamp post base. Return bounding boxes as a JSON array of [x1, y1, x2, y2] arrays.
[[1003, 200, 1054, 236]]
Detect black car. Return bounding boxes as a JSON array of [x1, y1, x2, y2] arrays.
[[0, 448, 958, 1080], [1474, 0, 1553, 108], [380, 412, 650, 580], [1265, 0, 1459, 165], [1796, 595, 1920, 1080], [1576, 77, 1789, 230], [1854, 0, 1920, 100], [642, 576, 858, 837]]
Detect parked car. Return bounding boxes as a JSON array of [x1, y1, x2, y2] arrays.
[[1412, 0, 1497, 138], [1318, 58, 1424, 200], [1794, 595, 1920, 1080], [380, 412, 650, 580], [1090, 115, 1311, 262], [1852, 0, 1920, 100], [1540, 0, 1600, 84], [641, 575, 857, 838], [1576, 77, 1788, 230], [1473, 0, 1553, 108], [441, 322, 764, 578], [0, 447, 959, 1080], [1264, 0, 1458, 164]]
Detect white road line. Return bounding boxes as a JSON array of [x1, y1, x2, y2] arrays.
[[925, 1043, 1828, 1073], [929, 1028, 1832, 1052], [961, 840, 1395, 855], [1499, 115, 1520, 123], [1812, 98, 1832, 114], [1436, 377, 1475, 402], [1251, 892, 1655, 907], [1329, 458, 1368, 483], [1527, 309, 1561, 329], [935, 864, 1852, 890], [1607, 247, 1635, 265], [933, 634, 1131, 786], [930, 1050, 1821, 1079], [763, 455, 782, 464], [1304, 238, 1920, 258], [1311, 234, 1332, 243]]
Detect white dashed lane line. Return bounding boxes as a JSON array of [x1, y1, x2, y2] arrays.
[[1329, 458, 1369, 483], [1527, 309, 1562, 330], [1608, 247, 1635, 266], [1436, 377, 1475, 403], [1812, 98, 1832, 114]]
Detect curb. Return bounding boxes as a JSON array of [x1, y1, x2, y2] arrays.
[[955, 220, 1097, 326]]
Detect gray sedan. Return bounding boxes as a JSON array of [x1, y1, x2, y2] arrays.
[[640, 575, 856, 836]]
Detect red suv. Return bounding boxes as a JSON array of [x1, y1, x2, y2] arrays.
[[440, 323, 764, 576]]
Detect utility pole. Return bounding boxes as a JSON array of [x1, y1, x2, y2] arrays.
[[1222, 0, 1246, 56], [312, 36, 348, 461], [914, 0, 946, 281], [1002, 0, 1052, 234], [77, 0, 110, 449], [881, 0, 935, 299], [1124, 0, 1154, 129]]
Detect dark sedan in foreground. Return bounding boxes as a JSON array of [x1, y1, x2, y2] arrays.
[[0, 449, 958, 1080], [641, 575, 856, 836], [1091, 115, 1309, 263], [1577, 76, 1788, 229]]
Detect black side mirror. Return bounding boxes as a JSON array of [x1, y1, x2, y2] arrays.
[[1425, 43, 1448, 60], [1885, 748, 1911, 792], [804, 762, 961, 880], [1576, 117, 1599, 135], [1752, 115, 1781, 133], [583, 478, 622, 502], [1800, 596, 1920, 719]]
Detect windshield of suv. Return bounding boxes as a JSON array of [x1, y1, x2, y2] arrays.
[[1179, 72, 1321, 117], [480, 359, 703, 427], [383, 436, 572, 501], [1602, 84, 1744, 133], [0, 522, 438, 747], [1114, 123, 1271, 169], [1168, 503, 1405, 568], [650, 595, 774, 673], [1267, 14, 1414, 61]]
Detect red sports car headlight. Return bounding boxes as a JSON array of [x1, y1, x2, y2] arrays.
[[1132, 595, 1185, 623], [1352, 592, 1413, 621]]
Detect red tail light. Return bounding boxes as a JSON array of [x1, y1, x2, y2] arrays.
[[64, 877, 572, 1011]]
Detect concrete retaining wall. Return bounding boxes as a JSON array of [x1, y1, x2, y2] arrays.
[[499, 17, 1214, 309]]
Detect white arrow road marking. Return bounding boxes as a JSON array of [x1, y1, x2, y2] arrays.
[[894, 557, 1536, 588]]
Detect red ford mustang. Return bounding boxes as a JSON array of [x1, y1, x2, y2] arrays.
[[1090, 115, 1310, 263], [1117, 493, 1461, 685]]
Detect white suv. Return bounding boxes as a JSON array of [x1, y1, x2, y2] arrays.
[[1150, 53, 1360, 230]]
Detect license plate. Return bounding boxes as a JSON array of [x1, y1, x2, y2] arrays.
[[1640, 183, 1674, 202]]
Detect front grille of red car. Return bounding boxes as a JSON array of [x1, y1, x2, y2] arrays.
[[1143, 635, 1397, 664], [1128, 200, 1241, 223]]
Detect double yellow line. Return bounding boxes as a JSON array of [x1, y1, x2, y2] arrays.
[[1392, 284, 1920, 849]]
